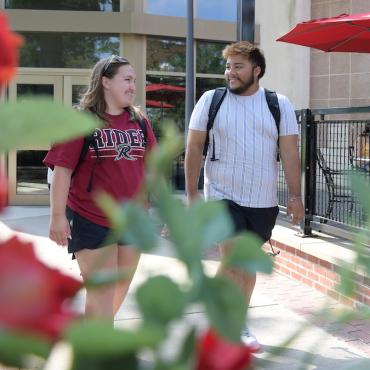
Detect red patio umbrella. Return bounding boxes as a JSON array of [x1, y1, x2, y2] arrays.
[[146, 83, 185, 102], [146, 99, 175, 108], [146, 83, 185, 93], [277, 12, 370, 53]]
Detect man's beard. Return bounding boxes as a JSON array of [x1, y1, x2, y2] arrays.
[[226, 75, 256, 95]]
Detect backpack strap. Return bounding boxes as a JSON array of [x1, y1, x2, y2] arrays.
[[203, 87, 227, 161], [71, 133, 100, 192], [138, 118, 148, 148], [264, 88, 281, 161]]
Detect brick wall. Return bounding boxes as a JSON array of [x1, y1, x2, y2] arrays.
[[264, 239, 370, 308]]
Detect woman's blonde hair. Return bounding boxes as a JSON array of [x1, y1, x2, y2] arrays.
[[79, 56, 144, 123]]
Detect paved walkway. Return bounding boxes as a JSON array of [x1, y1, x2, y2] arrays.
[[1, 206, 369, 369]]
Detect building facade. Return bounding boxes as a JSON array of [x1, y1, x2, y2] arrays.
[[2, 0, 368, 206]]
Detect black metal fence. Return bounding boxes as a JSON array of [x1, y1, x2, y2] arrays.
[[278, 107, 370, 239]]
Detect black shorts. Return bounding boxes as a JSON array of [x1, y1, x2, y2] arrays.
[[66, 207, 114, 257], [222, 199, 279, 243]]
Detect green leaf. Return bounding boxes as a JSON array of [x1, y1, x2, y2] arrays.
[[0, 98, 100, 151], [146, 123, 184, 177], [0, 329, 51, 367], [351, 174, 370, 224], [337, 265, 356, 297], [119, 202, 158, 252], [188, 200, 233, 250], [85, 269, 131, 288], [72, 352, 138, 370], [136, 276, 186, 326], [66, 319, 162, 357], [154, 184, 198, 263], [176, 328, 196, 366], [96, 194, 158, 252], [223, 232, 273, 274], [201, 276, 246, 342]]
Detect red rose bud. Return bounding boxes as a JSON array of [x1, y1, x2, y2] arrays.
[[0, 236, 82, 341], [0, 12, 23, 87], [195, 328, 253, 370]]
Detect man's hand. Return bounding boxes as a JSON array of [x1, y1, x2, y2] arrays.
[[287, 198, 304, 225]]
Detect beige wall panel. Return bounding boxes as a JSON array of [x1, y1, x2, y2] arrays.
[[121, 34, 146, 108], [5, 10, 236, 41], [256, 0, 310, 109], [121, 0, 144, 12], [330, 74, 349, 100], [5, 10, 133, 33]]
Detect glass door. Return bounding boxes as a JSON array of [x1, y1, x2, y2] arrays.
[[6, 73, 90, 205], [7, 75, 63, 205]]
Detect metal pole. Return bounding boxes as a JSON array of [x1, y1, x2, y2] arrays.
[[300, 109, 317, 237], [185, 0, 195, 134], [237, 0, 255, 42]]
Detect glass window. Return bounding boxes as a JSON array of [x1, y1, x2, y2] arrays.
[[196, 0, 237, 22], [197, 41, 227, 75], [72, 85, 88, 105], [17, 84, 54, 97], [5, 0, 119, 11], [146, 75, 185, 139], [16, 150, 49, 195], [146, 0, 186, 17], [19, 33, 120, 68], [147, 37, 186, 72], [196, 77, 225, 101]]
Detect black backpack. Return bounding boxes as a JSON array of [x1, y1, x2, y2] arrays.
[[203, 87, 281, 161], [72, 118, 148, 192]]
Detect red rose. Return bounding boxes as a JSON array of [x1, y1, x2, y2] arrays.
[[0, 236, 82, 341], [195, 329, 253, 370], [0, 12, 23, 87], [0, 168, 8, 212]]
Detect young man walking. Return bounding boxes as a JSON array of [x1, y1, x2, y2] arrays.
[[185, 41, 304, 351]]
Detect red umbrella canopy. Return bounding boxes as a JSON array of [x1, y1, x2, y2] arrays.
[[146, 83, 185, 93], [146, 99, 175, 108], [277, 13, 370, 53], [146, 83, 185, 102]]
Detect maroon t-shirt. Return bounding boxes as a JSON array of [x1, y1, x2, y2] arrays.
[[43, 111, 157, 227]]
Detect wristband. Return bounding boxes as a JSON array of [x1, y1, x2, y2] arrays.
[[289, 196, 302, 202]]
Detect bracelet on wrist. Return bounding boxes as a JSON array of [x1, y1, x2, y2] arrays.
[[288, 196, 302, 202]]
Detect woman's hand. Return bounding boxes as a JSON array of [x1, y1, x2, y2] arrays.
[[49, 213, 71, 247]]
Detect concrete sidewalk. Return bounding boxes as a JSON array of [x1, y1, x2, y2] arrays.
[[1, 206, 369, 369]]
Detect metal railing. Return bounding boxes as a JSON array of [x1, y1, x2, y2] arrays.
[[278, 106, 370, 240]]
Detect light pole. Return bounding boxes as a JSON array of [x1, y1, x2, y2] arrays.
[[237, 0, 255, 42], [185, 0, 195, 134]]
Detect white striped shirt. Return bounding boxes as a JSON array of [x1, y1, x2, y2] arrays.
[[189, 86, 298, 207]]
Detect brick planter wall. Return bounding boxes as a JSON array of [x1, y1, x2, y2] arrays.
[[264, 239, 370, 308]]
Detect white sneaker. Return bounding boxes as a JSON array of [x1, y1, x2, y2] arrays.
[[240, 328, 262, 353]]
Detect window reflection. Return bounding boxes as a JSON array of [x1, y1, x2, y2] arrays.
[[72, 85, 88, 105], [196, 0, 237, 21], [5, 0, 119, 11], [146, 75, 186, 140], [147, 37, 186, 72], [146, 0, 186, 17], [16, 150, 49, 195], [196, 77, 225, 101], [17, 84, 54, 97], [197, 41, 227, 75], [19, 33, 119, 68], [145, 0, 236, 21]]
